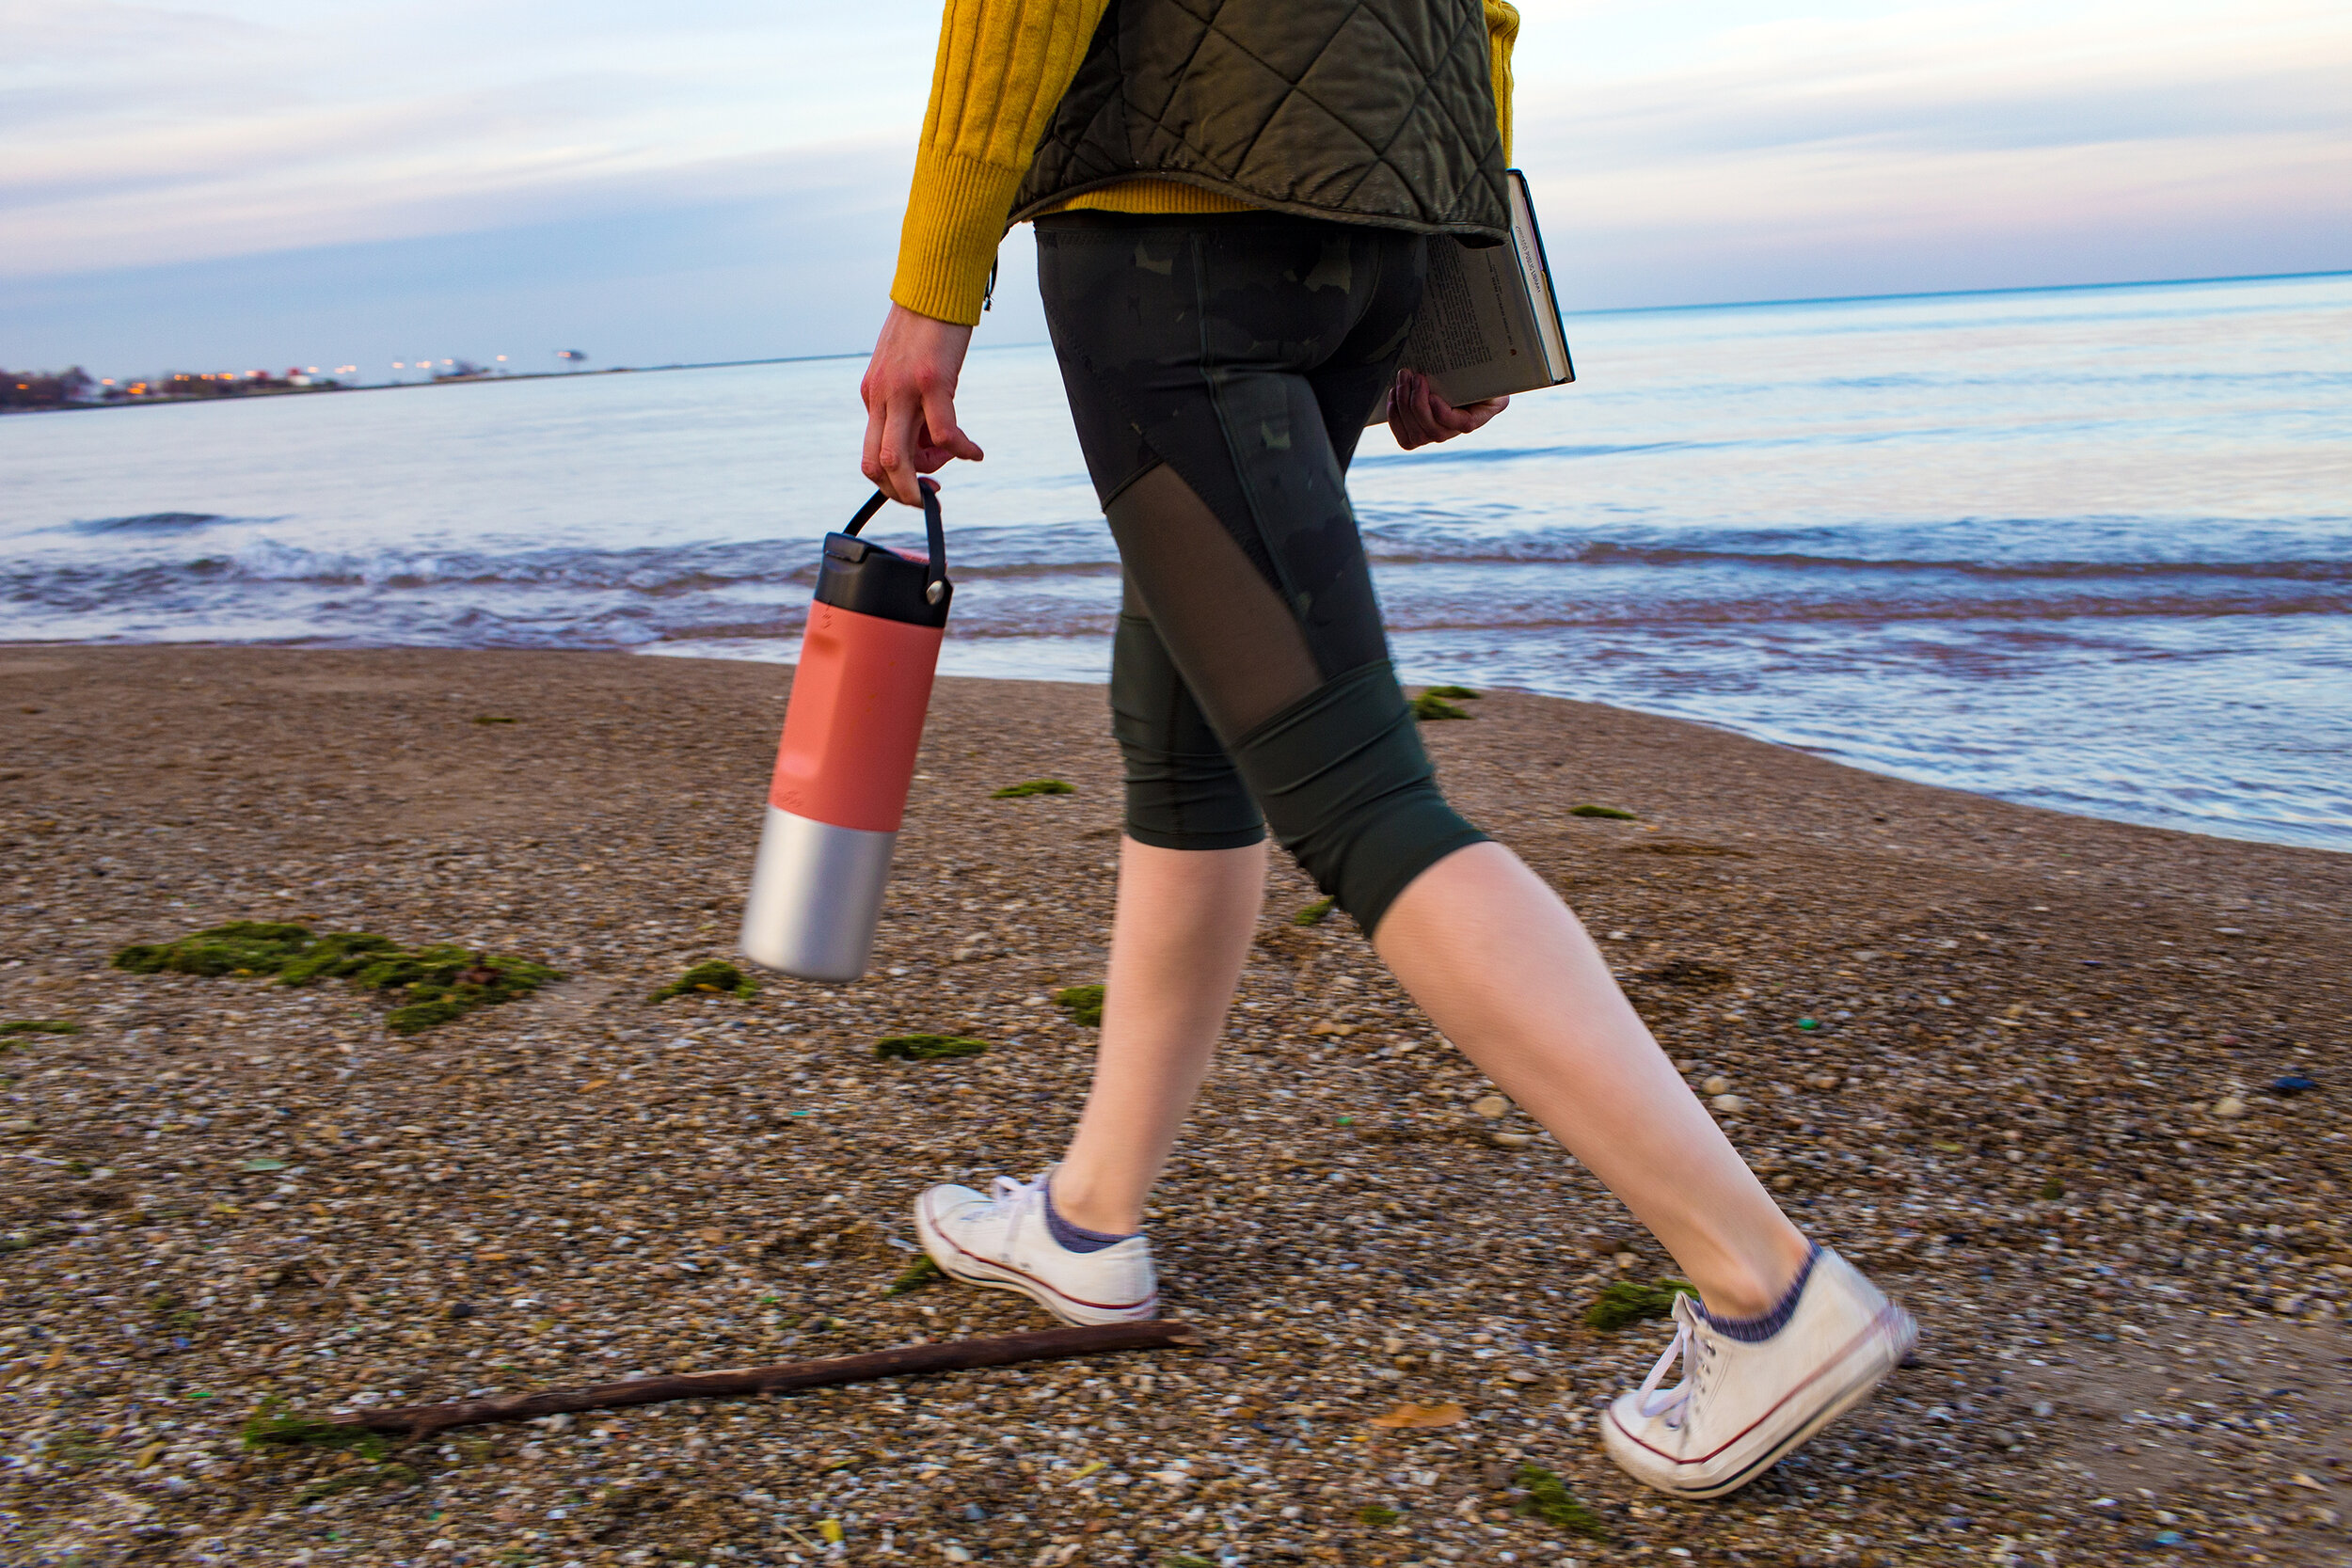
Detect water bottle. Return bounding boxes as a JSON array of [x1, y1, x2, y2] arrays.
[[739, 483, 952, 981]]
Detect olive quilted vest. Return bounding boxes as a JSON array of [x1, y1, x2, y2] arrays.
[[1009, 0, 1510, 241]]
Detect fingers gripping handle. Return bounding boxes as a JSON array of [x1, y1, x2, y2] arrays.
[[846, 481, 950, 605]]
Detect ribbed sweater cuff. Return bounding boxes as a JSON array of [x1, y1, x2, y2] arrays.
[[890, 147, 1027, 327]]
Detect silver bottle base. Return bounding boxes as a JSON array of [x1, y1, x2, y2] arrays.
[[739, 806, 897, 983]]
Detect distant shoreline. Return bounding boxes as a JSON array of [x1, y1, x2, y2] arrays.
[[0, 351, 874, 417], [16, 265, 2344, 416]]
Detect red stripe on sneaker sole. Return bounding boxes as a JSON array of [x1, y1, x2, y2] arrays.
[[1607, 1304, 1915, 1490]]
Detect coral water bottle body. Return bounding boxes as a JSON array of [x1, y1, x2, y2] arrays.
[[740, 488, 951, 982]]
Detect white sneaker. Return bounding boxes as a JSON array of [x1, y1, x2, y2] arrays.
[[913, 1170, 1159, 1326], [1602, 1249, 1916, 1498]]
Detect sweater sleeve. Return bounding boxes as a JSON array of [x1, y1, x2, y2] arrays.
[[1487, 0, 1518, 165], [889, 0, 1112, 326]]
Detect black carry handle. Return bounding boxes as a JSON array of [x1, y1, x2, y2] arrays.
[[845, 480, 949, 606]]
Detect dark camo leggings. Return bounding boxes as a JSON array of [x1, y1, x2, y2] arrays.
[[1035, 210, 1487, 935]]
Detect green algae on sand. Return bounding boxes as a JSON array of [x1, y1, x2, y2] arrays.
[[1585, 1276, 1694, 1332], [651, 960, 758, 1002], [240, 1396, 393, 1460], [1409, 693, 1470, 721], [1052, 984, 1104, 1026], [1569, 803, 1638, 819], [991, 778, 1075, 799], [1513, 1464, 1610, 1538], [112, 922, 558, 1036], [875, 1034, 990, 1063], [884, 1254, 942, 1296]]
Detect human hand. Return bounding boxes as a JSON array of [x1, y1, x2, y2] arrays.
[[1387, 366, 1508, 451], [860, 303, 984, 504]]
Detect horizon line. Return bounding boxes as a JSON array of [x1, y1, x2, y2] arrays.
[[1569, 265, 2351, 320], [19, 265, 2342, 396]]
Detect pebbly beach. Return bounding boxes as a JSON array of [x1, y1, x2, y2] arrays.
[[3, 643, 2348, 1566]]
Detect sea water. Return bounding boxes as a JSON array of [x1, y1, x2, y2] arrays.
[[4, 272, 2347, 851]]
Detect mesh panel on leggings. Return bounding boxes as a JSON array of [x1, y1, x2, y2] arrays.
[[1106, 463, 1323, 739]]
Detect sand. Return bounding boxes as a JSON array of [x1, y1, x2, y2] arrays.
[[2, 644, 2347, 1567]]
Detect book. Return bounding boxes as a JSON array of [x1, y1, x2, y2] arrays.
[[1375, 168, 1574, 421]]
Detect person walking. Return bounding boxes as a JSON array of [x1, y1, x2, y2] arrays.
[[858, 0, 1915, 1497]]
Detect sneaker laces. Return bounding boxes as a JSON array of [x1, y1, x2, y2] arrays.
[[1631, 1293, 1722, 1432], [978, 1171, 1050, 1225]]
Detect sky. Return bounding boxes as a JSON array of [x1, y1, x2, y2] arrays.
[[4, 0, 2347, 378]]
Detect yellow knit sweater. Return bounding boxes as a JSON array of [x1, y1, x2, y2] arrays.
[[892, 0, 1520, 326]]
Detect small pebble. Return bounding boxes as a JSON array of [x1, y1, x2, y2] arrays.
[[1471, 1094, 1510, 1119], [2212, 1097, 2249, 1119], [1489, 1131, 1533, 1150], [1710, 1093, 1746, 1116], [1701, 1075, 1732, 1096]]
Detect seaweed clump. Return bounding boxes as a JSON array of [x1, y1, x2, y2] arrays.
[[876, 1034, 990, 1063], [0, 1019, 79, 1037], [1513, 1464, 1610, 1539], [1569, 803, 1638, 820], [885, 1254, 942, 1296], [1292, 896, 1336, 927], [1424, 685, 1481, 700], [652, 960, 758, 1002], [112, 923, 558, 1036], [243, 1398, 419, 1500], [241, 1397, 393, 1461], [991, 779, 1074, 799], [1410, 693, 1470, 721], [1584, 1277, 1694, 1332], [1052, 984, 1104, 1026], [113, 921, 316, 977]]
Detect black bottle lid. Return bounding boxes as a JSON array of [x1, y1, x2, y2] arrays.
[[814, 531, 953, 628]]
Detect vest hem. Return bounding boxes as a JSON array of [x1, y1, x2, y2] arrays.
[[1010, 168, 1507, 244]]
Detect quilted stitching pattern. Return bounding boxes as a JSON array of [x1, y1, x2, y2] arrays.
[[1013, 0, 1506, 236]]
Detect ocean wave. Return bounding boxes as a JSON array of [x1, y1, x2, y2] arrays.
[[1353, 535, 2352, 582], [5, 531, 2347, 641], [1352, 439, 1699, 468], [65, 511, 244, 534], [13, 523, 2348, 594]]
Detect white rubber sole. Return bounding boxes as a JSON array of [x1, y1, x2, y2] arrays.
[[1605, 1304, 1918, 1499], [912, 1193, 1158, 1328]]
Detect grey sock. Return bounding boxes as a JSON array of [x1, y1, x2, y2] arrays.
[[1701, 1243, 1822, 1343], [1044, 1182, 1136, 1254]]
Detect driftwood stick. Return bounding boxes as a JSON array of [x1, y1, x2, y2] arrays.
[[329, 1320, 1204, 1438]]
